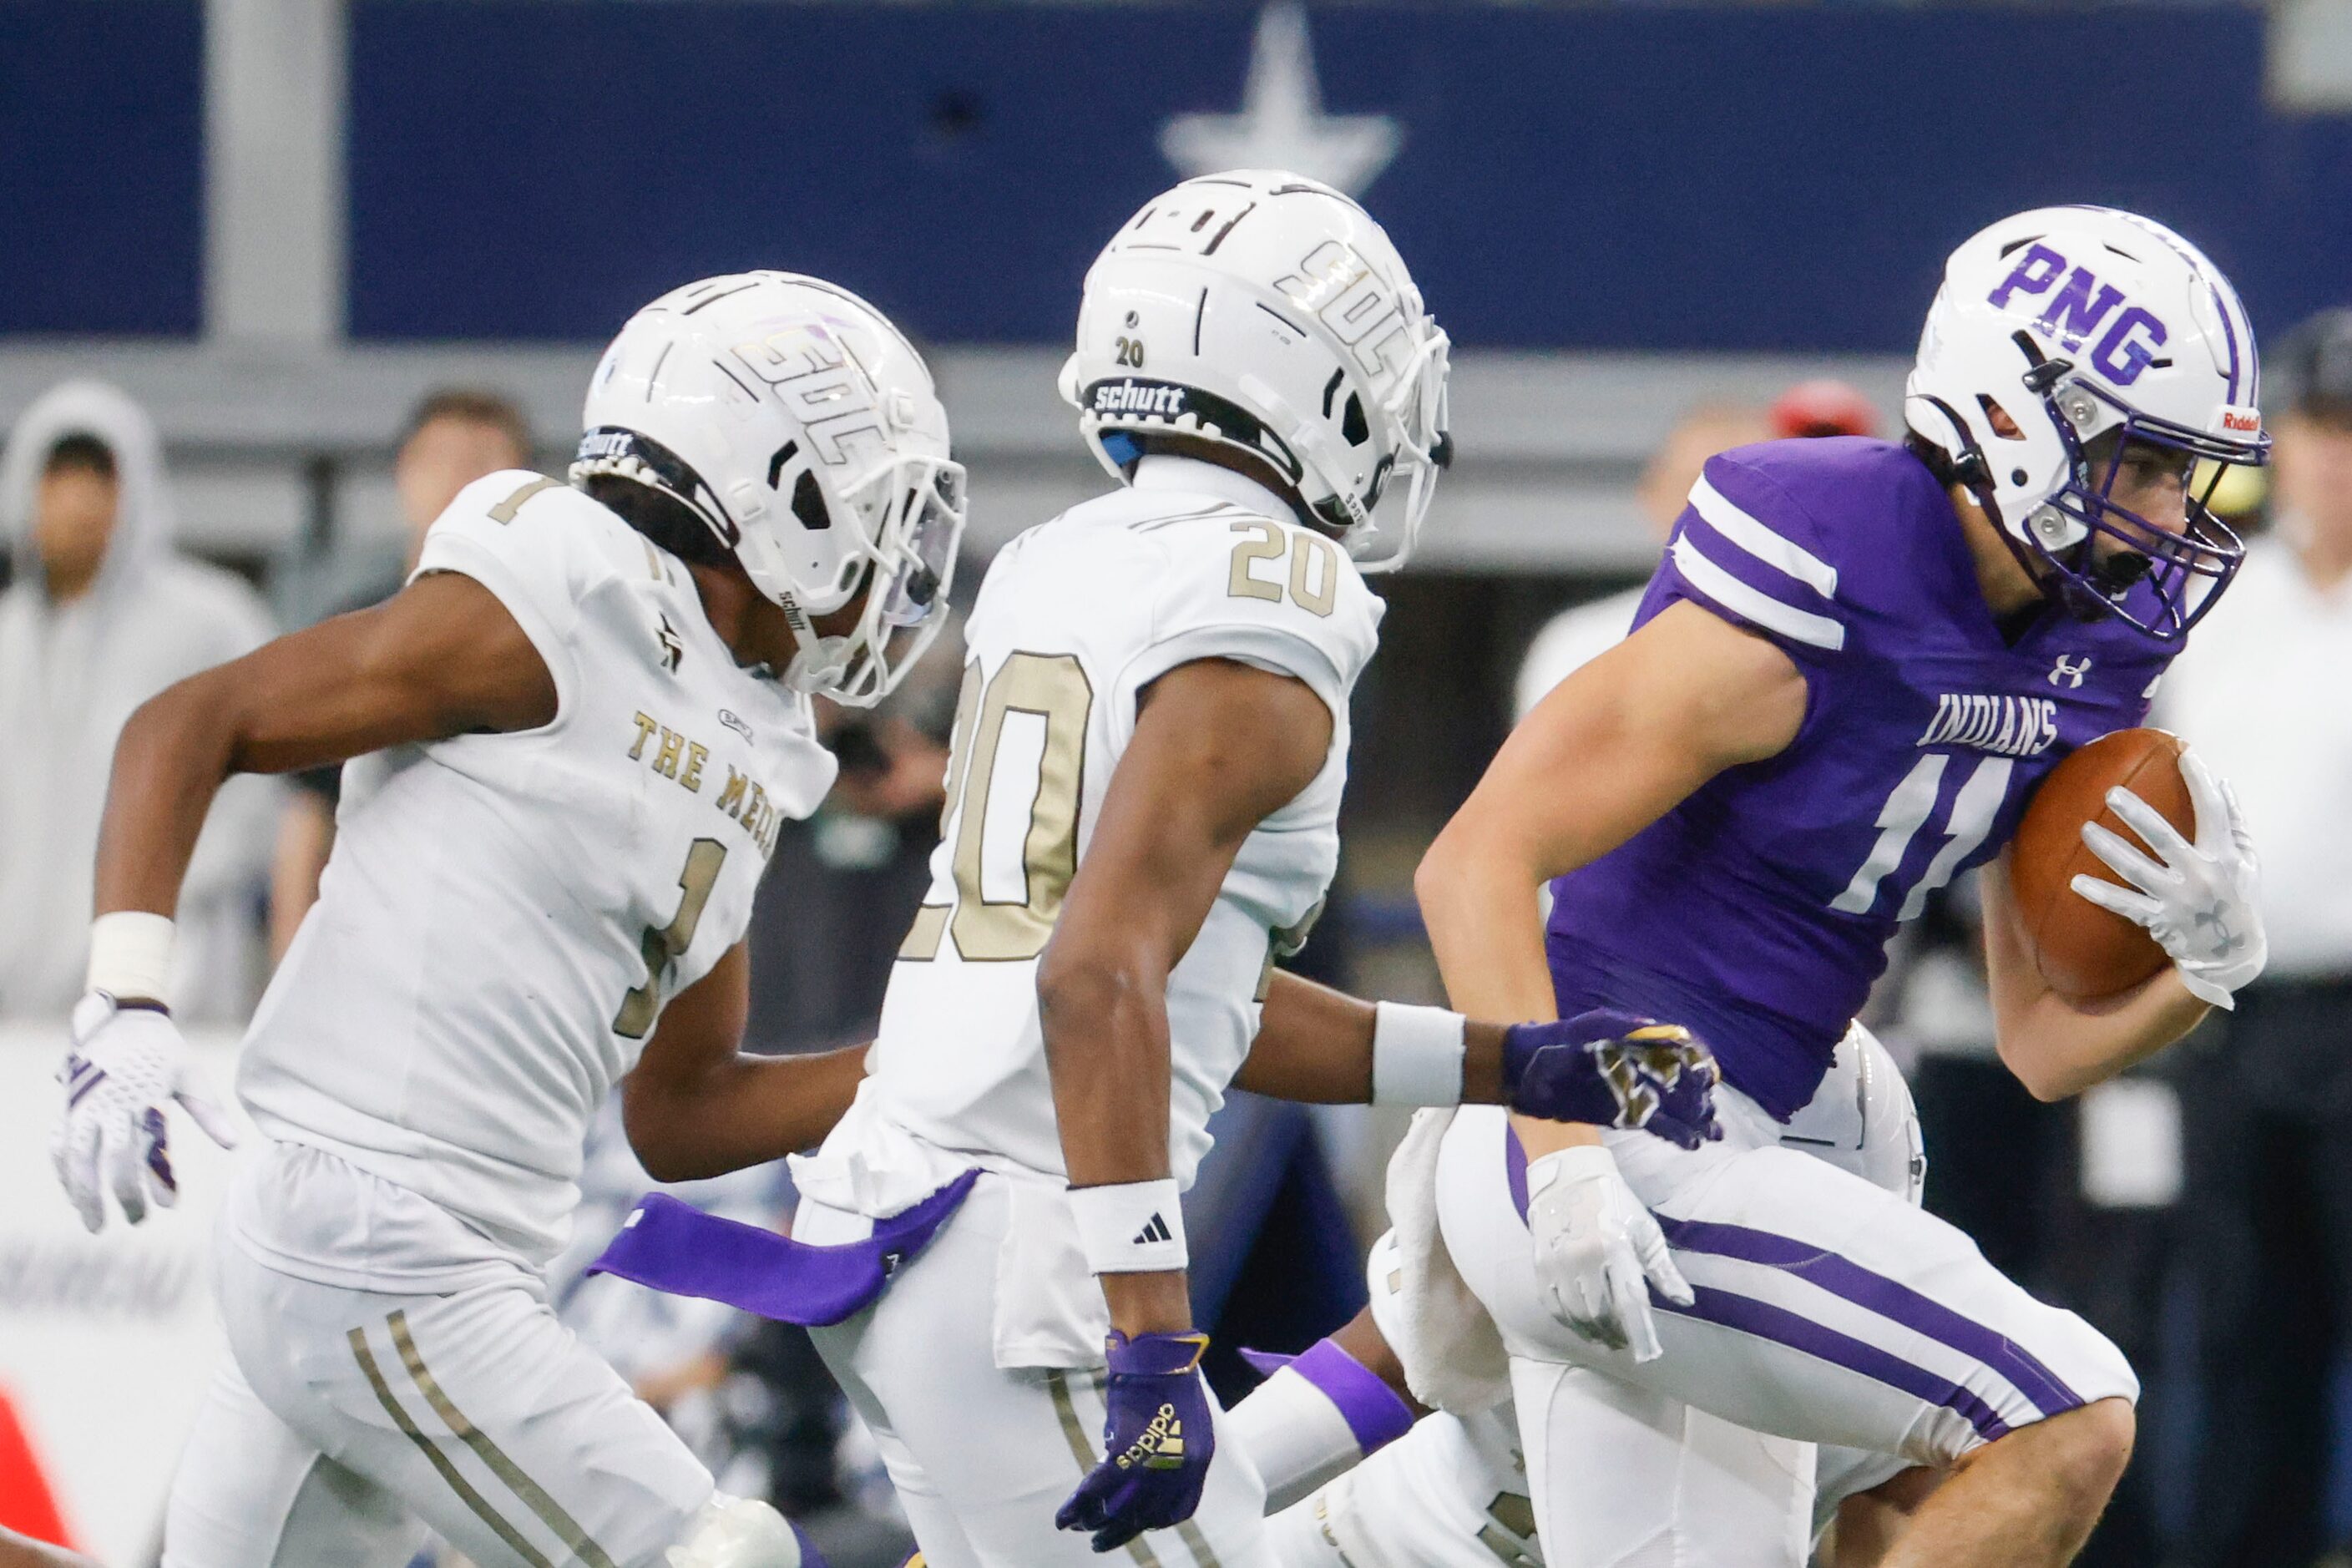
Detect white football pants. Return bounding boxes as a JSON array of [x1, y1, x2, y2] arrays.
[[1432, 1089, 2137, 1568], [802, 1172, 1273, 1568], [164, 1233, 711, 1568]]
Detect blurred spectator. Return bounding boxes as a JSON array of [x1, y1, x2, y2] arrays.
[[269, 389, 533, 957], [2160, 307, 2352, 1568], [1768, 377, 1882, 441], [0, 381, 278, 1021], [1513, 401, 1773, 719], [1514, 383, 1882, 721]]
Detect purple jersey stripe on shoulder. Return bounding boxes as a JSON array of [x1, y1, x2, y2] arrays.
[[1659, 1284, 2013, 1444], [1669, 534, 1846, 650], [1688, 474, 1839, 599], [1655, 1215, 2083, 1420]]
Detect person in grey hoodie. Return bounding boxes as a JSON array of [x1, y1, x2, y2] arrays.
[[0, 380, 278, 1020]]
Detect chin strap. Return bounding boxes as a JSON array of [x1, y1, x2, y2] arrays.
[[771, 587, 852, 696], [781, 635, 851, 695]]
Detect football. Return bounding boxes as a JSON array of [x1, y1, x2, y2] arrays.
[[2008, 727, 2194, 1002]]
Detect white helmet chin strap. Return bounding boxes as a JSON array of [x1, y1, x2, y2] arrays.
[[782, 637, 852, 696], [771, 590, 852, 696]]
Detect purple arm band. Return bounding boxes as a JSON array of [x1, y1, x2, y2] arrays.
[[1281, 1338, 1417, 1454]]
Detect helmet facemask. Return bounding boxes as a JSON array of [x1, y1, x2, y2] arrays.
[[578, 271, 967, 709], [1346, 322, 1454, 573], [2018, 374, 2257, 640], [1961, 346, 2266, 643], [776, 454, 966, 708]]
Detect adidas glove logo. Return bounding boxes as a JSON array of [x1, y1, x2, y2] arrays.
[[1113, 1404, 1188, 1471]]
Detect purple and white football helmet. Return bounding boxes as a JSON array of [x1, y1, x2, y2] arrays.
[[1904, 205, 2269, 642]]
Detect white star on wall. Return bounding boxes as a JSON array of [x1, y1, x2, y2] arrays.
[[1159, 3, 1403, 198]]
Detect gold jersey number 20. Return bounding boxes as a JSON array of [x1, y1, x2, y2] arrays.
[[899, 518, 1338, 966]]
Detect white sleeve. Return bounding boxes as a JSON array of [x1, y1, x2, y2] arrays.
[[1113, 514, 1383, 734], [410, 472, 593, 717]]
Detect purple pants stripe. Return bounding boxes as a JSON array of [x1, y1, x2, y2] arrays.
[[1659, 1284, 2014, 1443], [1501, 1122, 2076, 1434], [1653, 1215, 2083, 1420]]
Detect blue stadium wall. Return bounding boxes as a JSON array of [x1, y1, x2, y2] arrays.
[[7, 2, 2349, 349], [0, 0, 205, 336]]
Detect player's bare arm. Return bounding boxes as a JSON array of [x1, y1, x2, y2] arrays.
[[1236, 970, 1500, 1105], [1417, 596, 1808, 1153], [1238, 969, 1719, 1149], [95, 570, 557, 921], [621, 941, 873, 1181], [53, 573, 559, 1231], [1411, 599, 1803, 1358], [1039, 655, 1333, 1338], [1981, 848, 2212, 1101]]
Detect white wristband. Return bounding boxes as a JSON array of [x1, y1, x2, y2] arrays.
[[1371, 1002, 1467, 1106], [1068, 1179, 1188, 1274], [86, 912, 175, 1009]]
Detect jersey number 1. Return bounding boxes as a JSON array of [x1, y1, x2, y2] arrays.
[[1831, 755, 2016, 922], [614, 838, 728, 1038], [899, 653, 1096, 964]]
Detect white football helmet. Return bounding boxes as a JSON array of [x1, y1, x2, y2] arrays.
[[574, 272, 965, 706], [1060, 169, 1451, 571], [1904, 205, 2268, 642]]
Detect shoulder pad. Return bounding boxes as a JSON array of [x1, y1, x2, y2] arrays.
[[412, 472, 619, 701], [1657, 438, 1920, 658], [1115, 504, 1383, 722]]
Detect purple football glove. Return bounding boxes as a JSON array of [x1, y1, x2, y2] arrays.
[[1055, 1329, 1215, 1553], [1502, 1008, 1722, 1151]]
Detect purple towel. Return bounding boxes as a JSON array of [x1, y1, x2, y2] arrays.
[[587, 1168, 980, 1326]]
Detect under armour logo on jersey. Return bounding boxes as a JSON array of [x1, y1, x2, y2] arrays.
[[1132, 1212, 1174, 1247], [656, 615, 684, 673], [2049, 655, 2092, 688]]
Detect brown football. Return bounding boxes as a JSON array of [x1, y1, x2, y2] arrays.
[[2008, 727, 2194, 1002]]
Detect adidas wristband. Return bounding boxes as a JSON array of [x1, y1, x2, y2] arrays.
[[1069, 1179, 1188, 1274], [1371, 1001, 1467, 1105], [86, 912, 176, 1010]]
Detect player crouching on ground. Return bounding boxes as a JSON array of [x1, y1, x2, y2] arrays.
[[1383, 206, 2272, 1568], [48, 271, 978, 1568]]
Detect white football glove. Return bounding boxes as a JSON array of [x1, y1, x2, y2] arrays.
[[2072, 750, 2265, 1010], [53, 993, 239, 1232], [1524, 1143, 1692, 1363]]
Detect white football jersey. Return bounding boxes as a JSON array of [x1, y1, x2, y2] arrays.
[[861, 458, 1383, 1186], [236, 472, 836, 1272]]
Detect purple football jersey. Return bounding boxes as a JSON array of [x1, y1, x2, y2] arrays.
[[1546, 437, 2172, 1118]]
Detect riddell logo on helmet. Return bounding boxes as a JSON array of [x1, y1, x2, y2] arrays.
[[2220, 408, 2261, 434], [1091, 380, 1189, 417]]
